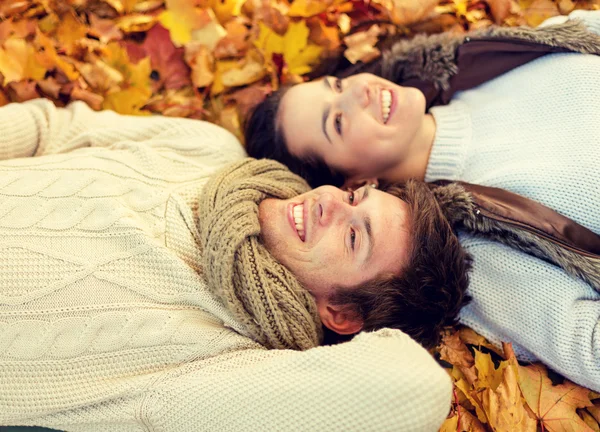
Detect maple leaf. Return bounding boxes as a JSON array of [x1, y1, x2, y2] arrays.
[[159, 0, 205, 46], [519, 363, 594, 432], [55, 12, 88, 55], [485, 0, 513, 24], [438, 329, 477, 385], [185, 42, 215, 88], [191, 9, 227, 52], [288, 0, 330, 18], [343, 25, 382, 64], [283, 21, 323, 76]]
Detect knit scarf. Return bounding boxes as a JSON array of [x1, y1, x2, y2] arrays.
[[199, 158, 323, 350]]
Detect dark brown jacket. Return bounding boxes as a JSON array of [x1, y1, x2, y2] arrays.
[[343, 18, 600, 287]]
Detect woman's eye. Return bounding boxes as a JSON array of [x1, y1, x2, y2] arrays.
[[334, 113, 342, 135], [334, 78, 343, 92], [348, 191, 355, 204], [350, 228, 356, 250]]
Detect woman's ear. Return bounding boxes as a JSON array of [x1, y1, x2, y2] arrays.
[[341, 177, 379, 191], [316, 300, 363, 335]]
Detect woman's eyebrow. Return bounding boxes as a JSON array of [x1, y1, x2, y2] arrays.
[[322, 78, 332, 144]]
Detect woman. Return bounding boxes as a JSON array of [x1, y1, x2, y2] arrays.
[[245, 9, 600, 392]]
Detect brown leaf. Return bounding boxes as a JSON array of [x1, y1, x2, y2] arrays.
[[36, 78, 62, 99], [224, 83, 271, 121], [89, 14, 124, 44], [580, 409, 600, 432], [519, 363, 594, 432], [185, 43, 215, 88], [70, 85, 104, 110], [343, 25, 381, 64], [6, 80, 40, 102], [439, 329, 478, 385]]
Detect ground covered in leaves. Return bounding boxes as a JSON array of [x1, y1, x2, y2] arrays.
[[1, 0, 599, 431]]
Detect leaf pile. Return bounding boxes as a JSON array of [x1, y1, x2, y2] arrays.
[[0, 0, 597, 141], [436, 327, 600, 432]]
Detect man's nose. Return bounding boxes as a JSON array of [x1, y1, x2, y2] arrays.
[[317, 192, 351, 227]]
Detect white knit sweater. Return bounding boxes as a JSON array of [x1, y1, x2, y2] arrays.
[[0, 99, 451, 431], [427, 10, 600, 391]]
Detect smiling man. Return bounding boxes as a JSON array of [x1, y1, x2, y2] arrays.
[[0, 99, 471, 431]]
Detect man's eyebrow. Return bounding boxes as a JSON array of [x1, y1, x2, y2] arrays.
[[321, 78, 332, 144]]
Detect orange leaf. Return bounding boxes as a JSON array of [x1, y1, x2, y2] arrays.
[[519, 363, 594, 432]]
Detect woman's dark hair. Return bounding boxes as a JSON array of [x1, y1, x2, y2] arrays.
[[244, 86, 345, 188]]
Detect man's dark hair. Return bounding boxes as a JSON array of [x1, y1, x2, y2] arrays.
[[328, 180, 472, 349], [244, 86, 344, 188]]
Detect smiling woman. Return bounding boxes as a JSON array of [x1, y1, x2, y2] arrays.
[[278, 74, 435, 188]]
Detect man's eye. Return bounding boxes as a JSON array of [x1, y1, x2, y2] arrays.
[[348, 191, 355, 204], [334, 78, 343, 92], [350, 228, 356, 250], [334, 113, 342, 135]]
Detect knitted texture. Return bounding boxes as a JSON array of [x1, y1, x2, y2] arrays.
[[426, 10, 600, 391], [0, 99, 453, 431], [199, 158, 323, 350]]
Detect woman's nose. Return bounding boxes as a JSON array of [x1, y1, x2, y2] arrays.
[[317, 192, 351, 227], [345, 79, 370, 109]]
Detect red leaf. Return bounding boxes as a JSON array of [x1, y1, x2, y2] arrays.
[[125, 24, 191, 91]]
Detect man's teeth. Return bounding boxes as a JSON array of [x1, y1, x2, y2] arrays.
[[382, 89, 391, 123], [293, 204, 305, 239]]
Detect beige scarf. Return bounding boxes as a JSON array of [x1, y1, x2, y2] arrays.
[[199, 158, 323, 350]]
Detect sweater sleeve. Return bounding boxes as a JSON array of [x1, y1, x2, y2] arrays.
[[145, 328, 451, 432], [459, 236, 600, 392], [539, 9, 600, 34], [0, 98, 245, 162]]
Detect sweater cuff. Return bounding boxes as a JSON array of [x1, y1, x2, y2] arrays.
[[425, 101, 471, 182]]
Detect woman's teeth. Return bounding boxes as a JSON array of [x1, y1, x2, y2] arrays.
[[382, 89, 391, 123], [293, 204, 305, 240]]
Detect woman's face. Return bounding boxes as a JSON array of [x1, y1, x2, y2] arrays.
[[278, 73, 426, 184]]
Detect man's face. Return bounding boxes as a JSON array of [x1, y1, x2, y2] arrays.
[[258, 185, 411, 300]]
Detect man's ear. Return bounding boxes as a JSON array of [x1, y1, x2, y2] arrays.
[[341, 177, 379, 191], [316, 300, 364, 335]]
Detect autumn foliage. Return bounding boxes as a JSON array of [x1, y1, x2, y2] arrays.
[[1, 0, 600, 431]]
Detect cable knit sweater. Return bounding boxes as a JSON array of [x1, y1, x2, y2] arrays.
[[0, 99, 451, 431], [426, 10, 600, 391]]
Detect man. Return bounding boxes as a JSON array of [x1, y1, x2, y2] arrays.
[[0, 99, 470, 431]]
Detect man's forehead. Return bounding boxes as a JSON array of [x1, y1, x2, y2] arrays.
[[370, 194, 410, 272]]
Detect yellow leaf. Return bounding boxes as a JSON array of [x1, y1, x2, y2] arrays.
[[186, 43, 215, 88], [55, 12, 87, 55], [288, 0, 328, 17], [103, 43, 152, 95], [253, 22, 284, 57], [439, 414, 458, 432], [286, 43, 322, 75], [211, 0, 246, 23], [159, 0, 205, 46], [283, 20, 309, 62], [117, 14, 157, 33], [480, 356, 537, 432], [0, 38, 46, 83], [103, 87, 151, 116], [35, 31, 79, 81], [474, 350, 508, 391], [282, 21, 322, 76], [212, 59, 238, 95]]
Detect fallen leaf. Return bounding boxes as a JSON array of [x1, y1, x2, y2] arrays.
[[191, 9, 228, 51], [127, 24, 192, 91], [185, 43, 215, 88], [6, 80, 40, 102], [89, 14, 124, 44], [373, 0, 438, 26], [117, 14, 157, 33], [159, 0, 205, 46], [220, 56, 265, 87], [589, 403, 600, 423], [459, 327, 505, 357], [288, 0, 329, 17], [214, 18, 250, 59], [438, 329, 478, 385], [343, 25, 381, 64], [480, 352, 537, 432], [580, 409, 600, 432], [55, 12, 88, 55], [0, 38, 47, 83], [36, 77, 62, 99], [212, 0, 246, 23], [71, 85, 104, 110], [103, 87, 151, 115], [283, 20, 323, 76], [486, 0, 513, 23], [519, 363, 594, 432], [521, 0, 560, 27], [474, 349, 508, 391]]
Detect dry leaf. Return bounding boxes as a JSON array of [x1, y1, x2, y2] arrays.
[[0, 38, 46, 83], [186, 43, 215, 88], [480, 352, 537, 432], [521, 0, 560, 27], [438, 329, 478, 385], [288, 0, 329, 17], [519, 363, 594, 432], [159, 0, 205, 46], [580, 409, 600, 432], [343, 24, 382, 64]]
